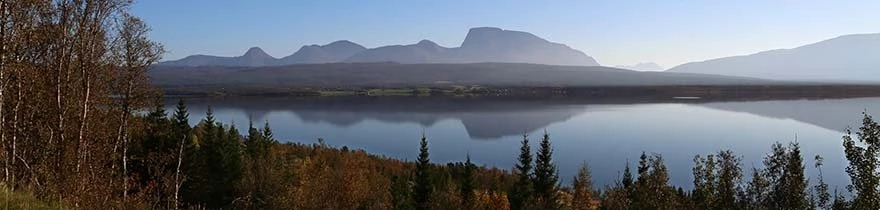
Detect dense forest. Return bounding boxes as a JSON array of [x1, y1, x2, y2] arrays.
[[4, 1, 880, 210], [68, 100, 880, 209]]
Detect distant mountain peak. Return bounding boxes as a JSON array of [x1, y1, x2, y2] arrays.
[[242, 47, 271, 58], [615, 62, 665, 71], [466, 27, 504, 36], [416, 39, 439, 47], [324, 40, 365, 49]]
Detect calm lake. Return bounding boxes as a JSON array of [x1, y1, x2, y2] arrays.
[[166, 96, 880, 190]]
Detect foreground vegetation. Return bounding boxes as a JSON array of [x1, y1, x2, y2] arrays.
[[96, 101, 880, 209]]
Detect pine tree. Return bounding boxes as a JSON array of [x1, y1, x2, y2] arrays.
[[184, 109, 244, 208], [171, 99, 191, 208], [534, 132, 559, 209], [622, 162, 633, 189], [510, 134, 533, 210], [173, 99, 190, 132], [261, 121, 275, 143], [414, 134, 432, 210], [781, 142, 808, 209], [461, 154, 476, 209], [744, 166, 769, 209]]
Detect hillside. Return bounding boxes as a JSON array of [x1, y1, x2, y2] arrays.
[[150, 62, 775, 89], [667, 33, 880, 81]]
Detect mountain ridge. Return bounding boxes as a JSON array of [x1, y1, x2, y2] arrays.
[[667, 33, 880, 81], [158, 27, 599, 67]]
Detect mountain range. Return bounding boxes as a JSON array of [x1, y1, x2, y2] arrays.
[[667, 33, 880, 81], [615, 62, 665, 71], [158, 27, 599, 67]]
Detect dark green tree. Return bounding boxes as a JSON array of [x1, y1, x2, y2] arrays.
[[183, 108, 243, 208], [414, 134, 432, 210], [534, 132, 559, 209], [461, 153, 476, 209], [842, 112, 880, 210], [241, 120, 277, 208], [631, 153, 677, 209], [510, 134, 533, 210], [130, 104, 176, 206], [781, 142, 808, 209], [743, 166, 769, 209], [622, 162, 633, 189], [391, 175, 415, 209], [171, 99, 191, 208]]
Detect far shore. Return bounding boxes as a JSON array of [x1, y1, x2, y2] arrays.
[[160, 84, 880, 101]]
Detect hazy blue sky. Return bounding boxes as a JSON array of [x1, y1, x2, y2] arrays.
[[132, 0, 880, 68]]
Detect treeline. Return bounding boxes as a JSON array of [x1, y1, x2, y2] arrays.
[[125, 100, 520, 209], [117, 101, 880, 210]]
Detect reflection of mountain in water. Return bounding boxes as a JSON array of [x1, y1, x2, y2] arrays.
[[174, 96, 880, 139], [697, 97, 880, 133], [176, 97, 588, 139]]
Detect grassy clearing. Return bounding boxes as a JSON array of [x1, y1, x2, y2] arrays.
[[0, 186, 66, 210]]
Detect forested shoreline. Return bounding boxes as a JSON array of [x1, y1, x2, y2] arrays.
[[90, 99, 880, 209]]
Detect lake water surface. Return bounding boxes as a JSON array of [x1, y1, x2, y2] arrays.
[[167, 96, 880, 190]]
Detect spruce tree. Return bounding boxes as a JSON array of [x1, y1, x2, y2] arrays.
[[622, 162, 633, 189], [461, 154, 476, 209], [414, 134, 432, 210], [261, 121, 275, 143], [534, 132, 559, 209], [173, 99, 190, 132], [510, 134, 533, 210], [171, 99, 190, 208], [781, 142, 808, 209]]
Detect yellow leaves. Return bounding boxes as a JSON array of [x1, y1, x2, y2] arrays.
[[289, 145, 393, 209], [473, 190, 510, 210]]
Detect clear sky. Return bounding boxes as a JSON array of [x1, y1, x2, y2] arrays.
[[131, 0, 880, 68]]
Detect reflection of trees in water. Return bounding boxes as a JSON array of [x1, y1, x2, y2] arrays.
[[171, 96, 880, 139]]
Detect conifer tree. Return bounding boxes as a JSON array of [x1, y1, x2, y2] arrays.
[[414, 134, 432, 210], [781, 142, 808, 209], [534, 132, 559, 209], [622, 162, 633, 189], [510, 134, 533, 210], [461, 153, 476, 209], [171, 99, 191, 208]]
